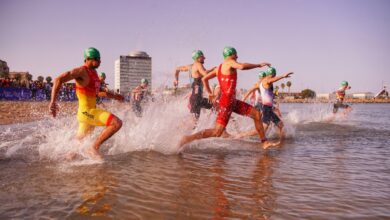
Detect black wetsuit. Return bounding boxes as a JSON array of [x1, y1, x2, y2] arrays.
[[132, 87, 147, 117], [333, 100, 349, 113], [189, 77, 213, 119]]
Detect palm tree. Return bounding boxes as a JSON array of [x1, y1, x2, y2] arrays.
[[286, 81, 292, 93], [281, 83, 285, 92], [274, 85, 280, 96]]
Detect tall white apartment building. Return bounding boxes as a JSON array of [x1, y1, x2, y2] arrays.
[[114, 51, 152, 95]]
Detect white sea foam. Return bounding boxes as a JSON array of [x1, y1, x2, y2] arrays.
[[2, 97, 358, 162]]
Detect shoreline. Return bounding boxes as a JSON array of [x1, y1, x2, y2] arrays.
[[1, 99, 389, 125], [278, 98, 390, 104], [0, 101, 77, 125]]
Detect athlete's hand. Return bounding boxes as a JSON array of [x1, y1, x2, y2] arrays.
[[260, 62, 271, 67], [49, 102, 58, 118], [208, 93, 216, 104], [284, 72, 294, 78]]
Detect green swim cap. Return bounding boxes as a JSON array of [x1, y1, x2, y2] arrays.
[[192, 50, 204, 60], [264, 67, 276, 76], [100, 72, 106, 78], [84, 47, 100, 59], [258, 72, 266, 78], [341, 81, 348, 86], [141, 78, 149, 84], [223, 47, 237, 58]]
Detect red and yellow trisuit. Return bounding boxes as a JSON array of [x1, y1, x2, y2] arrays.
[[75, 65, 113, 136]]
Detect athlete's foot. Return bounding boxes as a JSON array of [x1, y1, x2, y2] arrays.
[[262, 140, 280, 150], [87, 147, 104, 161], [221, 131, 232, 138]]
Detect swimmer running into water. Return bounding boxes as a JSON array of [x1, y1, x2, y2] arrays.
[[179, 47, 277, 149], [333, 81, 352, 115], [235, 68, 293, 142], [49, 47, 124, 160], [174, 50, 216, 122], [327, 80, 352, 121]]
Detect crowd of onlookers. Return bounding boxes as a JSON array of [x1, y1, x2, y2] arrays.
[[0, 78, 76, 101]]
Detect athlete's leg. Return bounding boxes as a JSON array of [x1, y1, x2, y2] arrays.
[[230, 100, 274, 148], [248, 108, 268, 144], [276, 121, 285, 141], [179, 123, 225, 147], [89, 115, 122, 160], [343, 105, 352, 117], [76, 122, 95, 140]]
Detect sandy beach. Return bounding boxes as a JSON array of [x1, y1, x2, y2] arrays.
[[0, 101, 77, 125]]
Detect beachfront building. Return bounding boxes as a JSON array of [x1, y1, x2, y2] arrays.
[[114, 51, 152, 95], [375, 86, 389, 99], [0, 60, 10, 77], [316, 93, 331, 100], [352, 92, 374, 99], [8, 72, 32, 87]]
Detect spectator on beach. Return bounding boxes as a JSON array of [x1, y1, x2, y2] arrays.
[[31, 81, 38, 100], [44, 82, 52, 100]]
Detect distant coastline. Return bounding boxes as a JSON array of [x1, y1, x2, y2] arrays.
[[278, 98, 390, 104]]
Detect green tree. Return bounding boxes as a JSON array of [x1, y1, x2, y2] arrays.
[[27, 73, 33, 81], [281, 83, 285, 92], [286, 81, 292, 93], [301, 89, 316, 99], [0, 71, 9, 78]]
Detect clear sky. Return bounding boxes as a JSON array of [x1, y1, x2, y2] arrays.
[[1, 0, 389, 93]]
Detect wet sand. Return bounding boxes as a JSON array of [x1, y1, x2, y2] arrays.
[[0, 101, 77, 125]]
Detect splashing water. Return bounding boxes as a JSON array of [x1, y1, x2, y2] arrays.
[[0, 98, 356, 163]]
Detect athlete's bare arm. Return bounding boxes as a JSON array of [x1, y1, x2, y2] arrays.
[[98, 90, 124, 101], [243, 82, 260, 102], [193, 62, 216, 78], [202, 69, 217, 101], [230, 60, 271, 70], [265, 72, 293, 85], [49, 67, 86, 117], [173, 64, 191, 87]]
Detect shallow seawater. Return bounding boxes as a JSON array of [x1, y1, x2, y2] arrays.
[[1, 100, 390, 219]]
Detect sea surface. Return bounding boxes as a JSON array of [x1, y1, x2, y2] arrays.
[[1, 100, 389, 219]]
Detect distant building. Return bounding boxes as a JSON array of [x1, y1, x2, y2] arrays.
[[114, 51, 152, 95], [0, 60, 10, 77], [375, 86, 389, 99], [9, 71, 32, 86], [316, 93, 331, 100], [352, 92, 374, 99]]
